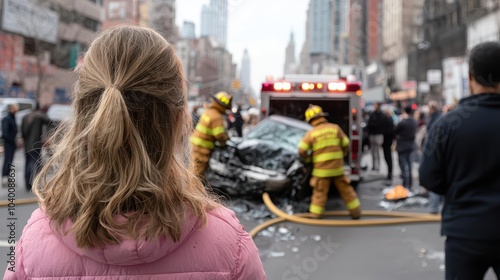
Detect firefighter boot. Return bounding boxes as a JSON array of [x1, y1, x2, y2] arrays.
[[309, 177, 331, 218], [333, 175, 362, 219]]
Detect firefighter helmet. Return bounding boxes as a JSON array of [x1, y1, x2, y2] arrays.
[[213, 91, 233, 109], [305, 104, 329, 122]]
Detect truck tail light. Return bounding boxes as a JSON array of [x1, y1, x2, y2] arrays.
[[328, 82, 347, 91]]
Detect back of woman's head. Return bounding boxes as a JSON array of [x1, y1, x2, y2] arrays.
[[34, 26, 214, 248]]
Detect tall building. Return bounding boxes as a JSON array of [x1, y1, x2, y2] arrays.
[[284, 32, 297, 75], [240, 49, 251, 93], [200, 0, 227, 47], [348, 0, 365, 65], [200, 5, 214, 38], [300, 0, 351, 74], [331, 0, 349, 64], [299, 6, 312, 74], [148, 0, 177, 44], [176, 36, 236, 100], [103, 0, 139, 29], [181, 21, 195, 39], [0, 0, 103, 102], [382, 0, 423, 90], [309, 0, 331, 56], [103, 0, 177, 44], [416, 0, 498, 102]]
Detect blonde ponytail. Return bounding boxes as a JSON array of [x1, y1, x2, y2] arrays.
[[87, 85, 130, 153]]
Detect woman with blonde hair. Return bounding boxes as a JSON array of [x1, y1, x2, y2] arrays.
[[4, 26, 265, 279]]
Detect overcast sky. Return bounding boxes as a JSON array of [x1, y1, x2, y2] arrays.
[[176, 0, 308, 95]]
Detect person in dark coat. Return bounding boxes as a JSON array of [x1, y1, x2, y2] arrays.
[[395, 106, 417, 190], [233, 105, 244, 137], [191, 105, 200, 128], [2, 103, 19, 184], [367, 103, 385, 171], [426, 101, 442, 132], [382, 108, 395, 183], [423, 101, 444, 214], [420, 41, 500, 280], [21, 104, 51, 191]]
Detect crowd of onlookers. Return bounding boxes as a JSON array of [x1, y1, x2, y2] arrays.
[[1, 103, 52, 191], [363, 100, 455, 213]]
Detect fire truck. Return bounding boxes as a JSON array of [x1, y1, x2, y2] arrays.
[[259, 74, 364, 184]]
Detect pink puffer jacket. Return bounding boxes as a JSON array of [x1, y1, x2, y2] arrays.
[[4, 206, 266, 279]]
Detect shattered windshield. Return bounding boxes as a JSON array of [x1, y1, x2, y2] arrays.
[[245, 119, 308, 151]]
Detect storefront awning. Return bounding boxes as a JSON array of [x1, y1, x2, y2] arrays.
[[389, 90, 417, 101]]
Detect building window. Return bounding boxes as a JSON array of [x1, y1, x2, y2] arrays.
[[24, 38, 36, 56], [88, 0, 103, 6], [82, 17, 100, 31]]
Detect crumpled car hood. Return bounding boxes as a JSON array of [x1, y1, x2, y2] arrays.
[[236, 139, 299, 172], [206, 139, 306, 196]]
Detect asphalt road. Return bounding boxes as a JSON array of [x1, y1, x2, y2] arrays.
[[0, 150, 496, 279]]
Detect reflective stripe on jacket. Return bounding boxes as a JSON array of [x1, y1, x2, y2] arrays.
[[191, 104, 229, 153], [298, 118, 350, 178]]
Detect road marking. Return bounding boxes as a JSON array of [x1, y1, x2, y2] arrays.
[[0, 240, 13, 247]]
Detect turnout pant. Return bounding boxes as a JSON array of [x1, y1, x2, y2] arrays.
[[445, 237, 500, 280], [309, 175, 361, 218]]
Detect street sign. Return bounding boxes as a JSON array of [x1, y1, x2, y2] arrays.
[[418, 82, 430, 93], [189, 85, 199, 97], [231, 79, 240, 90], [402, 80, 417, 90], [427, 70, 442, 85]]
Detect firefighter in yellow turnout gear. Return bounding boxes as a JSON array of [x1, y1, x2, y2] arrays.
[[298, 105, 362, 219], [191, 91, 232, 178]]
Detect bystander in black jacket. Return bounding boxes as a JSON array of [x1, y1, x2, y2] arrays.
[[395, 117, 417, 153], [233, 106, 244, 137], [426, 111, 442, 132], [22, 110, 51, 152], [420, 93, 500, 240], [382, 113, 395, 180], [367, 110, 385, 135], [2, 112, 17, 146]]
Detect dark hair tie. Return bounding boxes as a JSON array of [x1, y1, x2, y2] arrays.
[[109, 84, 123, 92]]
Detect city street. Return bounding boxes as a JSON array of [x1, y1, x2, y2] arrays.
[[0, 151, 495, 279]]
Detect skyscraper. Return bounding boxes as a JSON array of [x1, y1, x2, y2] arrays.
[[200, 0, 227, 47], [309, 0, 331, 56], [181, 21, 195, 39], [240, 49, 251, 93], [331, 0, 349, 64], [148, 0, 177, 44], [284, 32, 297, 75]]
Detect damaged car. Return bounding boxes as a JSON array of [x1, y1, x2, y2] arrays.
[[205, 115, 311, 197]]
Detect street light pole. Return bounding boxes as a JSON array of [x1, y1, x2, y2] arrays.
[[416, 41, 431, 104]]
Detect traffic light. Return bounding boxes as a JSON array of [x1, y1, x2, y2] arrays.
[[231, 79, 241, 90]]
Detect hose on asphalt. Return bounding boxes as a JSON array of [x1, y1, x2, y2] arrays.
[[0, 197, 38, 207], [249, 193, 441, 238]]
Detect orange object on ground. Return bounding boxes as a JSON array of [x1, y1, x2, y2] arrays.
[[385, 185, 410, 201]]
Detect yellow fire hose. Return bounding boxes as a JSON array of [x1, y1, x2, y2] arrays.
[[249, 193, 441, 238], [0, 193, 440, 238], [0, 197, 38, 207]]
